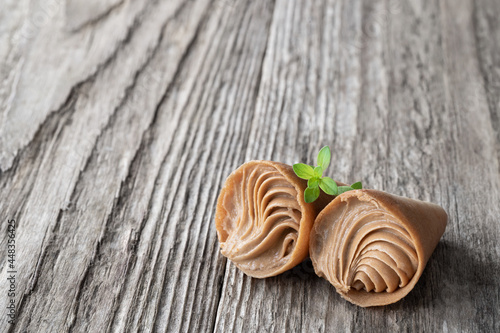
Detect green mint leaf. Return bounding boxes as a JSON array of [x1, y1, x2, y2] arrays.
[[351, 181, 362, 189], [293, 163, 315, 179], [308, 178, 319, 188], [304, 186, 320, 203], [319, 177, 338, 195], [313, 166, 323, 178], [337, 186, 354, 195], [317, 146, 331, 171]]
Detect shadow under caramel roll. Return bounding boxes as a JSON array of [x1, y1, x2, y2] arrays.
[[310, 189, 447, 307], [215, 161, 333, 278]]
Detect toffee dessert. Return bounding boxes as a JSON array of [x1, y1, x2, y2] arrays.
[[309, 189, 447, 307], [215, 160, 335, 278]]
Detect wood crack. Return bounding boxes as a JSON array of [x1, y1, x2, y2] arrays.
[[69, 0, 127, 33], [471, 0, 500, 173]]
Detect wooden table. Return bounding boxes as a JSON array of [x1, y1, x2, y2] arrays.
[[1, 0, 499, 332]]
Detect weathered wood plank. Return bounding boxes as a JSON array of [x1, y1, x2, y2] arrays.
[[0, 0, 499, 332]]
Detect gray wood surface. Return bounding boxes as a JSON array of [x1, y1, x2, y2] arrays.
[[1, 0, 499, 332]]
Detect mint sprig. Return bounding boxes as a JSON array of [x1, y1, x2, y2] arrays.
[[292, 146, 363, 203]]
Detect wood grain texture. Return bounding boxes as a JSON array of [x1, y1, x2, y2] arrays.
[[0, 0, 499, 332]]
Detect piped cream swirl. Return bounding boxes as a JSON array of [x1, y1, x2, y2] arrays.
[[310, 189, 447, 307], [312, 195, 417, 293], [216, 161, 311, 278], [335, 199, 417, 293]]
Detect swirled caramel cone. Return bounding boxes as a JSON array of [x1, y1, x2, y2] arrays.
[[310, 189, 447, 307], [215, 161, 337, 278]]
